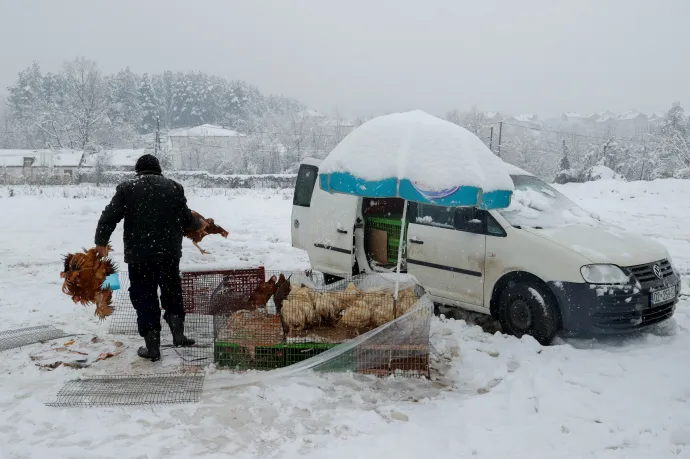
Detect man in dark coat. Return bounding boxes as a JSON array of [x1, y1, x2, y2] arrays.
[[94, 154, 205, 361]]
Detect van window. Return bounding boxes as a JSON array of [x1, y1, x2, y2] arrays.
[[415, 204, 486, 234], [486, 213, 507, 237], [454, 207, 484, 234], [293, 165, 318, 207], [414, 204, 455, 229]]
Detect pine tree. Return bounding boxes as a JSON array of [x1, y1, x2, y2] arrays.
[[138, 73, 159, 134], [107, 67, 142, 127]]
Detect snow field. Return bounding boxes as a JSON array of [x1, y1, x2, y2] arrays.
[[0, 180, 689, 458]]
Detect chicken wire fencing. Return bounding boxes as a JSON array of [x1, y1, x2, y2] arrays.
[[0, 325, 67, 352], [107, 268, 432, 377], [46, 373, 205, 408]]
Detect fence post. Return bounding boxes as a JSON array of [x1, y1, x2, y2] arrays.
[[497, 122, 503, 158]]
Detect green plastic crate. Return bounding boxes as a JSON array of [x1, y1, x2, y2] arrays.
[[214, 342, 285, 370], [284, 342, 338, 366], [214, 341, 350, 370], [365, 216, 408, 264]]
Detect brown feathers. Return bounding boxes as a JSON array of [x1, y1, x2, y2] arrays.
[[60, 246, 118, 320], [186, 210, 229, 254]]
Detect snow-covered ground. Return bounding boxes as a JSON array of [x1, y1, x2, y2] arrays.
[[2, 179, 690, 459]]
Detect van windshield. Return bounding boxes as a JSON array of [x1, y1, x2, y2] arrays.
[[498, 175, 599, 229]]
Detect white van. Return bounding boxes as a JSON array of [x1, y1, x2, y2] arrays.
[[291, 157, 680, 344]]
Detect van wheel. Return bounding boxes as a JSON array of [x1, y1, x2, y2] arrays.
[[497, 281, 560, 345]]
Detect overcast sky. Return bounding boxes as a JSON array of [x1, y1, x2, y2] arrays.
[[0, 0, 688, 118]]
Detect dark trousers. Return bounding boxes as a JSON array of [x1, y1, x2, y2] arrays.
[[128, 258, 185, 337]]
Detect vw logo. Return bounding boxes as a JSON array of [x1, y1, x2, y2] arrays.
[[293, 219, 300, 229], [652, 264, 663, 279]]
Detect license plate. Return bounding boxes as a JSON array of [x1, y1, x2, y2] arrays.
[[651, 285, 677, 305]]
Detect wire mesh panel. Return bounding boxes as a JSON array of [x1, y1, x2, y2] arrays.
[[46, 373, 205, 407], [0, 325, 66, 351]]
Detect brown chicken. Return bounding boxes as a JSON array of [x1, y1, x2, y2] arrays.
[[273, 274, 292, 314], [247, 275, 279, 308], [185, 210, 229, 254], [60, 246, 118, 320]]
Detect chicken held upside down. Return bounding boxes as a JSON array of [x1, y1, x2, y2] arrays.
[[60, 245, 118, 320]]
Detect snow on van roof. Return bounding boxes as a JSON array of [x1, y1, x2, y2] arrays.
[[502, 162, 533, 177], [319, 110, 514, 193]]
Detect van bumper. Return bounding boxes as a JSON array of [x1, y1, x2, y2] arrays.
[[547, 278, 680, 335]]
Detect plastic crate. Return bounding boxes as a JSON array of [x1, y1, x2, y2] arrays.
[[284, 342, 338, 366], [364, 216, 408, 264], [214, 342, 285, 370], [214, 342, 341, 369]]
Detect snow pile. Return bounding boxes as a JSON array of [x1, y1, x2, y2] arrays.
[[587, 165, 625, 181], [319, 110, 514, 193]]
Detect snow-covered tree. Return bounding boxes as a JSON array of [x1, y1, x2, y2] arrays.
[[61, 57, 109, 152], [138, 73, 159, 133], [107, 67, 142, 128]]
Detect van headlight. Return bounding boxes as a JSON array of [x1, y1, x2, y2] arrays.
[[581, 264, 630, 285]]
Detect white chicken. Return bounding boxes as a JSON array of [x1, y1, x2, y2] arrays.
[[339, 300, 373, 329]]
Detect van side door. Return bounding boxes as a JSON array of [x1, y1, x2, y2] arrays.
[[406, 204, 486, 307]]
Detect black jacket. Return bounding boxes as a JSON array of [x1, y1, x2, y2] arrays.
[[95, 172, 203, 263]]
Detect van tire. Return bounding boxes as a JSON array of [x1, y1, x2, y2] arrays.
[[497, 281, 560, 345]]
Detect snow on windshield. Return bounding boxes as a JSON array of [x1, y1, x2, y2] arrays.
[[498, 175, 599, 228]]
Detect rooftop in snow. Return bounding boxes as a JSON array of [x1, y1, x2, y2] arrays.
[[168, 124, 244, 137]]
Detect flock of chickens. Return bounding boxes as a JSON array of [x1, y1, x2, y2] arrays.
[[214, 272, 420, 336], [60, 210, 227, 318], [281, 283, 419, 333]]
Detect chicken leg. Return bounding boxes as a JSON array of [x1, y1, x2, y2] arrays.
[[193, 241, 209, 255]]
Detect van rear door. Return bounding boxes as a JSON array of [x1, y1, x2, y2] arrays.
[[291, 161, 320, 250], [306, 177, 359, 275]]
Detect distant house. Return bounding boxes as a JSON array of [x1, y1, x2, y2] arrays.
[[561, 112, 589, 123], [0, 149, 83, 181], [297, 109, 327, 120], [168, 124, 245, 170], [504, 113, 541, 129], [617, 111, 649, 137], [323, 118, 356, 142], [85, 149, 145, 171], [648, 112, 665, 129], [484, 111, 502, 123], [594, 114, 618, 132]]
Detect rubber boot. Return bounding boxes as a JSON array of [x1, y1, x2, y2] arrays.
[[137, 329, 161, 362], [166, 314, 196, 347]]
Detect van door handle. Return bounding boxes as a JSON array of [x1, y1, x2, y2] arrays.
[[410, 239, 424, 244], [336, 229, 348, 234]]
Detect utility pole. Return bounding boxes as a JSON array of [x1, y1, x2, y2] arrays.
[[489, 126, 494, 152], [154, 116, 161, 156], [497, 121, 503, 158]]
